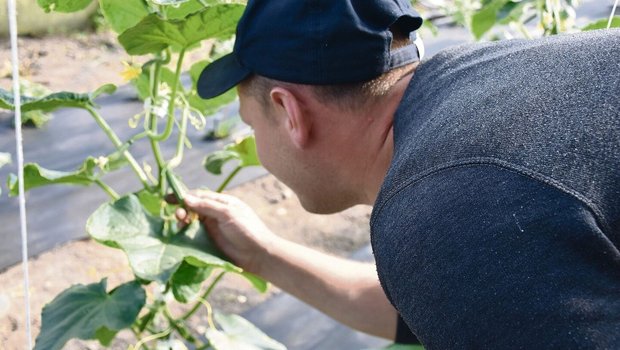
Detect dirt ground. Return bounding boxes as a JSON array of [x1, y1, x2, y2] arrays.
[[0, 32, 374, 349]]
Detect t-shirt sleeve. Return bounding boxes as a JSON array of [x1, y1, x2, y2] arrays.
[[372, 164, 620, 349]]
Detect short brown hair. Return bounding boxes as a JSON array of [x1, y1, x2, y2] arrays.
[[242, 28, 418, 112]]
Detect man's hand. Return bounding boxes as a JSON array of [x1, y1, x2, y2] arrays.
[[174, 190, 278, 275], [172, 189, 398, 339]]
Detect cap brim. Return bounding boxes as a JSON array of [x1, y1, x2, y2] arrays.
[[197, 53, 251, 99]]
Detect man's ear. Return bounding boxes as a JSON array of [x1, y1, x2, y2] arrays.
[[270, 86, 311, 149]]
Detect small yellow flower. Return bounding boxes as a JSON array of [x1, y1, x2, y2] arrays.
[[120, 61, 141, 81]]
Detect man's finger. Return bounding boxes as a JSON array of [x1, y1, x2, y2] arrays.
[[175, 207, 188, 222], [184, 193, 229, 219], [190, 189, 230, 204]]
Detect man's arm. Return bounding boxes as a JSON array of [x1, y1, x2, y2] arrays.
[[259, 237, 398, 339], [177, 190, 398, 339]]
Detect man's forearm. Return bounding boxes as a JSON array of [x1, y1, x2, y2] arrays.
[[256, 236, 398, 339]]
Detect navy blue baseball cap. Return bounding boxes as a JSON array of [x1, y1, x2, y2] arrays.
[[197, 0, 423, 99]]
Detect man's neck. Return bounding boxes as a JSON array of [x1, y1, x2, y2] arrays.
[[359, 71, 414, 205]]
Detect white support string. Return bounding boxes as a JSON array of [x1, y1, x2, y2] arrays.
[[7, 0, 33, 348], [609, 0, 620, 28]]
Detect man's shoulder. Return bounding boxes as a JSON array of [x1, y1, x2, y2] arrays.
[[423, 28, 619, 70], [406, 28, 619, 99], [384, 29, 620, 233]]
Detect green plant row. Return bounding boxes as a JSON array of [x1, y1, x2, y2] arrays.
[[0, 0, 284, 349]]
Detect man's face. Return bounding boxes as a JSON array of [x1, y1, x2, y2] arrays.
[[236, 83, 358, 214], [237, 84, 306, 203], [237, 85, 285, 175]]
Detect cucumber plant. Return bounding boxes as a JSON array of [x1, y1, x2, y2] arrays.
[[0, 0, 288, 349]]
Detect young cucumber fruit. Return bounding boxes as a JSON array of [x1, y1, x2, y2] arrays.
[[165, 169, 188, 203]]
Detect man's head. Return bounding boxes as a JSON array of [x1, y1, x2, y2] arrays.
[[240, 27, 419, 113], [198, 0, 423, 213], [197, 0, 423, 100]]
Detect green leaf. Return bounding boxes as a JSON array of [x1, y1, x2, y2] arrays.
[[119, 4, 244, 55], [471, 0, 510, 40], [582, 17, 620, 31], [8, 158, 98, 197], [12, 81, 53, 128], [94, 327, 118, 346], [0, 89, 89, 112], [166, 0, 207, 20], [204, 135, 260, 175], [171, 262, 213, 303], [11, 80, 52, 128], [37, 0, 94, 13], [240, 271, 268, 293], [21, 110, 53, 128], [0, 83, 116, 113], [99, 0, 149, 33], [227, 135, 260, 167], [497, 1, 527, 25], [189, 87, 237, 117], [20, 79, 51, 97], [206, 312, 287, 350], [33, 279, 145, 350], [188, 60, 238, 116], [204, 150, 238, 175], [132, 71, 152, 101], [136, 189, 163, 216], [86, 195, 242, 283], [153, 0, 190, 5], [166, 0, 245, 21], [118, 14, 170, 54], [190, 60, 210, 84], [91, 83, 118, 100]]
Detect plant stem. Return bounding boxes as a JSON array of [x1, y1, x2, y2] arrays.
[[163, 307, 198, 344], [131, 328, 171, 350], [94, 179, 119, 200], [130, 327, 152, 350], [168, 107, 189, 169], [181, 271, 226, 321], [127, 131, 150, 145], [137, 301, 164, 335], [216, 166, 242, 193], [151, 48, 186, 142], [85, 105, 150, 188], [147, 59, 166, 194]]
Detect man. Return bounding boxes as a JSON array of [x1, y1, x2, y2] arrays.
[[176, 0, 620, 348]]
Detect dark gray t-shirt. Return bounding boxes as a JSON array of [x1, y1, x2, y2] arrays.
[[371, 29, 620, 349]]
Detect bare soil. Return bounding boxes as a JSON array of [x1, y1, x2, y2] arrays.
[[0, 32, 373, 349]]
